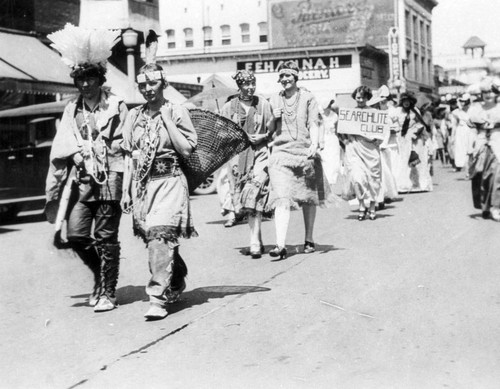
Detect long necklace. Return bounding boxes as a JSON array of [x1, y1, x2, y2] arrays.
[[134, 109, 160, 182], [282, 89, 300, 140], [81, 101, 108, 184]]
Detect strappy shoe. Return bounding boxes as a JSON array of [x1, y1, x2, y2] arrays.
[[368, 210, 377, 220], [358, 209, 367, 221], [269, 245, 287, 260], [304, 241, 315, 253], [250, 246, 262, 259]]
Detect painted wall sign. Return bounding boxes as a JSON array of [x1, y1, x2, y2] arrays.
[[237, 55, 352, 81], [269, 0, 395, 49]]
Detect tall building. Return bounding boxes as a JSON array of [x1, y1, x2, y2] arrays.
[[434, 36, 500, 95], [155, 0, 438, 107], [397, 0, 437, 97]]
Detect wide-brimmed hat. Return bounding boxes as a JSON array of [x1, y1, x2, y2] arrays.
[[399, 91, 417, 107], [458, 93, 471, 102], [368, 85, 391, 106]]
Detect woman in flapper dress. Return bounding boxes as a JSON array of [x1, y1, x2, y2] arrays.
[[266, 61, 334, 260], [221, 70, 272, 258]]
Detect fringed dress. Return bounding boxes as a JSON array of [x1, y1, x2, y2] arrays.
[[268, 87, 333, 210], [122, 103, 198, 242], [221, 95, 272, 216]]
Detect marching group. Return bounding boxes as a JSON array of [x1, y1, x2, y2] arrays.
[[44, 25, 500, 321]]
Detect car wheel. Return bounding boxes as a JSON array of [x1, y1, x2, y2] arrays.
[[193, 173, 217, 195]]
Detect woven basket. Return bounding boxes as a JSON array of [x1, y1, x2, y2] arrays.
[[180, 109, 250, 191]]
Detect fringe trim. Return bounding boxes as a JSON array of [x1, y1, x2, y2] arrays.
[[133, 223, 198, 244]]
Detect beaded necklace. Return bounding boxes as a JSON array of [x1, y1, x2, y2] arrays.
[[81, 101, 108, 184], [281, 89, 300, 140]]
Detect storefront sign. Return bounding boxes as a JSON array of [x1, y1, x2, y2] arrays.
[[269, 0, 395, 49], [237, 55, 351, 80], [388, 27, 402, 85], [337, 107, 395, 140]]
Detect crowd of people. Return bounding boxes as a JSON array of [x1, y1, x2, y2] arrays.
[[43, 25, 500, 321]]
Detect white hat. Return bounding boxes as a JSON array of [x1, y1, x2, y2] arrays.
[[368, 85, 390, 106], [458, 93, 471, 102]]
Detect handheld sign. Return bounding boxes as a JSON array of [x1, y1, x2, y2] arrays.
[[337, 107, 396, 140]]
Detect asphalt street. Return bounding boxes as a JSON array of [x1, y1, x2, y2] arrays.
[[1, 164, 500, 389]]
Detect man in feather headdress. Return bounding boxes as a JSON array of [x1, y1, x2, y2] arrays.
[[45, 24, 128, 312]]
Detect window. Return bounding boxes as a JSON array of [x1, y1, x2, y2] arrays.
[[421, 56, 426, 83], [413, 15, 418, 41], [166, 29, 175, 49], [203, 26, 213, 47], [240, 23, 250, 43], [420, 20, 425, 45], [405, 11, 410, 38], [414, 53, 419, 80], [184, 28, 193, 48], [221, 24, 231, 45], [258, 22, 268, 43]]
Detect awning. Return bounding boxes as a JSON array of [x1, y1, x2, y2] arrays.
[[0, 66, 188, 118], [0, 30, 75, 95], [0, 98, 72, 118]]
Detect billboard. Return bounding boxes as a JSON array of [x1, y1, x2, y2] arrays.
[[269, 0, 395, 49]]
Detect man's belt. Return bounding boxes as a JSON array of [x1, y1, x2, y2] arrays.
[[150, 156, 181, 179]]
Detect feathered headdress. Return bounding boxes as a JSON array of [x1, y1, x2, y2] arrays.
[[48, 23, 121, 71], [136, 30, 167, 83]]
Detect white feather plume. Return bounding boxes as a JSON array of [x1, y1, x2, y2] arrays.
[[48, 23, 121, 69]]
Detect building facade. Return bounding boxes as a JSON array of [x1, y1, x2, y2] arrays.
[[155, 0, 437, 107], [434, 36, 500, 95], [397, 0, 437, 98]]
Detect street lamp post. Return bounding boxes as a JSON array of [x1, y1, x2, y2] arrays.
[[122, 28, 138, 100]]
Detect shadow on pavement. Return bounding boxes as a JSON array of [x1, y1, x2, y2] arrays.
[[117, 285, 149, 305], [237, 243, 342, 260], [0, 227, 20, 234], [71, 284, 271, 310], [345, 213, 393, 220], [168, 285, 271, 314], [468, 212, 492, 221]]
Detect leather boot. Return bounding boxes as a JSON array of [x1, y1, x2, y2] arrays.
[[73, 243, 101, 307], [94, 243, 120, 312]]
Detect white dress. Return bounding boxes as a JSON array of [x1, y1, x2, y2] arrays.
[[320, 110, 341, 186]]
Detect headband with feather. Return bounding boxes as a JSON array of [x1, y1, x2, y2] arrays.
[[136, 30, 167, 83], [48, 23, 120, 72]]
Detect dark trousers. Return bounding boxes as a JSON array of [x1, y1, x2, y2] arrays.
[[67, 201, 122, 246]]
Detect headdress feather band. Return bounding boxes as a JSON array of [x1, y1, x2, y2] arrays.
[[47, 23, 120, 70]]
